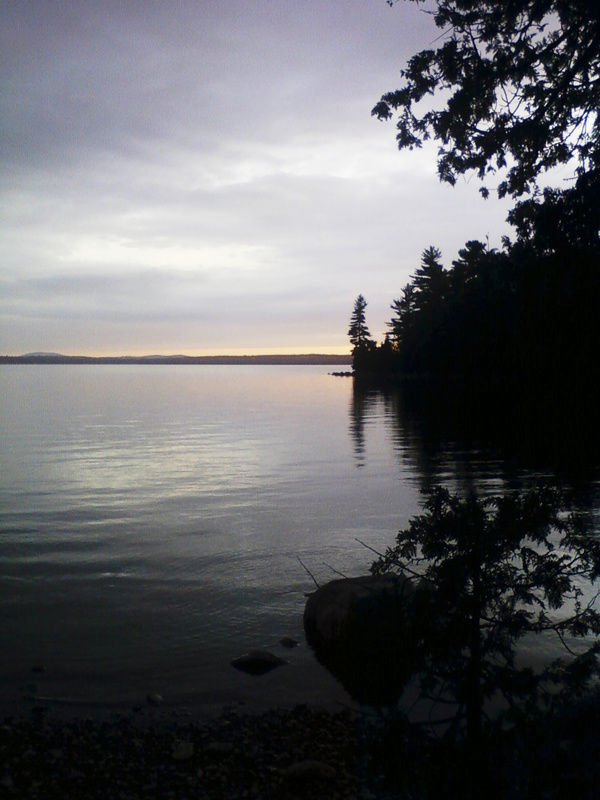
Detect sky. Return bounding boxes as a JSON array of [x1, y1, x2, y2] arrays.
[[1, 0, 513, 357]]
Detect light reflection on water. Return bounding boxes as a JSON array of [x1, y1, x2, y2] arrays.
[[1, 365, 598, 717], [0, 366, 419, 715]]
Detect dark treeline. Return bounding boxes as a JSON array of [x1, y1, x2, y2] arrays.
[[354, 0, 600, 397], [350, 204, 600, 393]]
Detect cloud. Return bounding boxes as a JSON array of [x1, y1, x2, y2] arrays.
[[0, 0, 512, 355]]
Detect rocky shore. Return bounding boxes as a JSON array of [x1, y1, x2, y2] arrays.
[[4, 695, 600, 799], [0, 703, 397, 800]]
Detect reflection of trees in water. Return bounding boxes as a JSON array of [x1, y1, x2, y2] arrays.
[[351, 378, 600, 501], [349, 385, 402, 469], [370, 486, 600, 799], [348, 388, 378, 468], [344, 381, 600, 798]]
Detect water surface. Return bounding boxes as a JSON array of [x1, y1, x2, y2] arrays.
[[1, 365, 598, 718], [0, 365, 420, 716]]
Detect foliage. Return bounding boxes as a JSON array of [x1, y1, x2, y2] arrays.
[[353, 1, 600, 386], [374, 0, 600, 200], [371, 487, 600, 748], [348, 294, 372, 348], [348, 294, 380, 374], [350, 234, 600, 386]]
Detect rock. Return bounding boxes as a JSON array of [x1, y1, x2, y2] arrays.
[[146, 692, 163, 707], [304, 574, 416, 642], [279, 637, 299, 649], [283, 760, 336, 781], [172, 740, 194, 761], [230, 649, 288, 675], [206, 741, 234, 755], [303, 574, 422, 705]]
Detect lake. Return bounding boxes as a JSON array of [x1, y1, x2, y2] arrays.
[[1, 365, 599, 719]]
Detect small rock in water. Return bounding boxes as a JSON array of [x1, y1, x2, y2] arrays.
[[230, 649, 288, 675], [31, 665, 47, 674], [279, 637, 299, 649], [146, 692, 163, 707]]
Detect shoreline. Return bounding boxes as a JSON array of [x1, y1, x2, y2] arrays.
[[4, 694, 600, 799], [0, 701, 375, 799], [0, 354, 352, 366]]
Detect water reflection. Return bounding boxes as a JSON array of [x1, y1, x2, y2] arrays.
[[337, 380, 600, 724], [350, 378, 600, 504]]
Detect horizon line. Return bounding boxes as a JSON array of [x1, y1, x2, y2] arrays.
[[6, 350, 351, 359], [1, 352, 353, 365], [7, 347, 351, 359]]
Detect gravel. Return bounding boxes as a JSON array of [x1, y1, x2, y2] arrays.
[[0, 704, 393, 800], [4, 697, 600, 799]]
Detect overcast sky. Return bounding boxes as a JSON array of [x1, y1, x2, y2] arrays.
[[1, 0, 513, 356]]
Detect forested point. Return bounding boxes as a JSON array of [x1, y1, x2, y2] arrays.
[[351, 0, 600, 397], [348, 233, 600, 394]]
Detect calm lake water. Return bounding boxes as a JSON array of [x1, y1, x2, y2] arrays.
[[1, 365, 599, 718]]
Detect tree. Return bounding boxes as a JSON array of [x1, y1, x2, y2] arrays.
[[412, 245, 447, 309], [388, 282, 417, 348], [349, 294, 378, 374], [391, 246, 449, 372], [371, 486, 600, 790], [373, 0, 600, 200], [507, 173, 600, 254], [348, 294, 372, 348], [368, 0, 600, 393]]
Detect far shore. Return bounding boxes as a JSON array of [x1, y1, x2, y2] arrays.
[[0, 353, 352, 366]]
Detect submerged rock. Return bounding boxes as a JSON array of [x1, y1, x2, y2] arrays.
[[230, 649, 288, 676]]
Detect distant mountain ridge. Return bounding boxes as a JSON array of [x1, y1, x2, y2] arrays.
[[21, 352, 64, 358], [1, 353, 352, 366]]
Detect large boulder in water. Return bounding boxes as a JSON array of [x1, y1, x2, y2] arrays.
[[304, 574, 421, 705]]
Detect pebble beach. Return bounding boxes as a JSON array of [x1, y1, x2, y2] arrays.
[[0, 703, 391, 800], [4, 691, 600, 798]]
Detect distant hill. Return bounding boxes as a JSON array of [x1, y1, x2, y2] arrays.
[[1, 353, 352, 366], [21, 352, 64, 358]]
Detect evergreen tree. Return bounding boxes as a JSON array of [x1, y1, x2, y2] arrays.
[[348, 294, 372, 348], [388, 282, 416, 349], [412, 246, 447, 310]]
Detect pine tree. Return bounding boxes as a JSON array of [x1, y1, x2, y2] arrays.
[[348, 294, 371, 348]]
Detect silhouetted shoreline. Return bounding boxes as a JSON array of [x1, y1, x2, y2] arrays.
[[0, 353, 352, 366]]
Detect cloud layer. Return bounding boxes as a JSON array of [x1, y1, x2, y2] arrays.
[[1, 0, 512, 355]]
